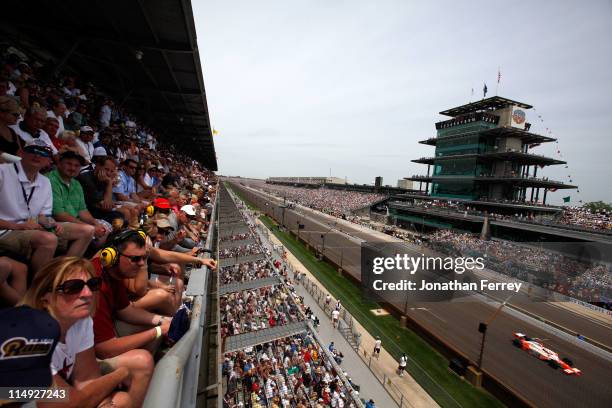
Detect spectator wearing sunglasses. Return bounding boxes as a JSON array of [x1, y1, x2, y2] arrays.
[[0, 96, 23, 160], [20, 257, 132, 408], [113, 159, 142, 204], [0, 139, 58, 274], [90, 231, 169, 405]]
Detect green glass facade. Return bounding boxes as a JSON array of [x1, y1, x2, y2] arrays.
[[431, 121, 498, 199]]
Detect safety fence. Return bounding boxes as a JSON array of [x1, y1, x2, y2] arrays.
[[143, 194, 218, 408]]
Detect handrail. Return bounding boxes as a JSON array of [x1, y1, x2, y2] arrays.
[[144, 193, 218, 408]]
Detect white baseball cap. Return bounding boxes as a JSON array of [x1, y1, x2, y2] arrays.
[[93, 146, 107, 156], [180, 204, 196, 216]]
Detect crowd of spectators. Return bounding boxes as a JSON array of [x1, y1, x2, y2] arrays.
[[256, 183, 386, 218], [221, 233, 252, 242], [423, 230, 611, 305], [220, 191, 361, 407], [223, 336, 358, 408], [400, 199, 612, 232], [558, 206, 612, 231], [221, 285, 303, 338], [221, 260, 275, 285], [0, 45, 218, 405], [220, 244, 264, 259]]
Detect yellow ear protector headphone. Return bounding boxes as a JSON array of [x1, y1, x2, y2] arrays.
[[100, 229, 147, 268], [145, 205, 155, 217]]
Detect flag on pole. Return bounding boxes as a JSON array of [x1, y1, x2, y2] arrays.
[[562, 196, 571, 203], [483, 83, 488, 98], [212, 128, 219, 136], [497, 67, 501, 84]]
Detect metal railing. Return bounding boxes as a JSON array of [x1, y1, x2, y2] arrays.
[[299, 274, 416, 408], [143, 194, 218, 408]]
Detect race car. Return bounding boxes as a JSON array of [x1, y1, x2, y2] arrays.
[[512, 332, 581, 375]]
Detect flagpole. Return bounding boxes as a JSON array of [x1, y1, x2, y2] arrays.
[[496, 66, 500, 96]]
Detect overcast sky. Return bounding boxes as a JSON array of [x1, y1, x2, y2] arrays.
[[193, 0, 612, 205]]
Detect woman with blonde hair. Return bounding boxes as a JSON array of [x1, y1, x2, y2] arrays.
[[58, 129, 87, 157], [0, 95, 22, 161], [21, 256, 131, 408]]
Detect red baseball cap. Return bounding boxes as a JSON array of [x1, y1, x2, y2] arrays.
[[153, 198, 171, 209]]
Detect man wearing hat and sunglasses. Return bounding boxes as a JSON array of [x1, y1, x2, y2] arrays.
[[0, 140, 95, 275], [0, 139, 60, 274], [49, 150, 109, 245]]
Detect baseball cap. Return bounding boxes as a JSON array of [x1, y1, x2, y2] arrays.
[[0, 306, 60, 387], [153, 197, 171, 209], [93, 146, 107, 156], [180, 204, 196, 216], [59, 150, 86, 165], [23, 139, 53, 157], [156, 217, 174, 230], [80, 125, 94, 133]]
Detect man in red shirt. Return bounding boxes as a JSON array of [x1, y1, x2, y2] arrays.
[[92, 229, 172, 407]]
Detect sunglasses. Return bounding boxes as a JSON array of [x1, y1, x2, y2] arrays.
[[119, 253, 148, 263], [55, 277, 102, 295], [24, 147, 52, 158]]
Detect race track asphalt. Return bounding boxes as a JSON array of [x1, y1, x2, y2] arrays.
[[232, 181, 612, 408]]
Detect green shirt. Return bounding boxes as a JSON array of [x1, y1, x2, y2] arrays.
[[48, 169, 87, 218]]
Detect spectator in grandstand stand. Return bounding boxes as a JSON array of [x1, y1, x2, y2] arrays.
[[0, 77, 9, 97], [0, 96, 23, 159], [42, 117, 62, 152], [46, 100, 67, 135], [91, 146, 108, 167], [133, 164, 150, 197], [10, 106, 58, 156], [113, 158, 143, 204], [0, 140, 94, 274], [99, 98, 112, 128], [143, 165, 162, 191], [66, 103, 87, 132], [162, 204, 201, 252], [75, 125, 95, 167], [77, 155, 137, 227], [49, 151, 110, 245], [0, 256, 27, 305], [94, 129, 111, 151], [90, 231, 167, 405], [20, 257, 132, 408], [57, 129, 82, 155]]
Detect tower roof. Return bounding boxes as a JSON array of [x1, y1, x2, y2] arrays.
[[440, 96, 532, 117]]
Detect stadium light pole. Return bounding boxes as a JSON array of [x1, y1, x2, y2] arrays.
[[477, 295, 512, 370]]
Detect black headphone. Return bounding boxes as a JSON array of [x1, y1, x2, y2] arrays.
[[100, 229, 147, 268]]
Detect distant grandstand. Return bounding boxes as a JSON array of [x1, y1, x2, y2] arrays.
[[267, 176, 346, 185]]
